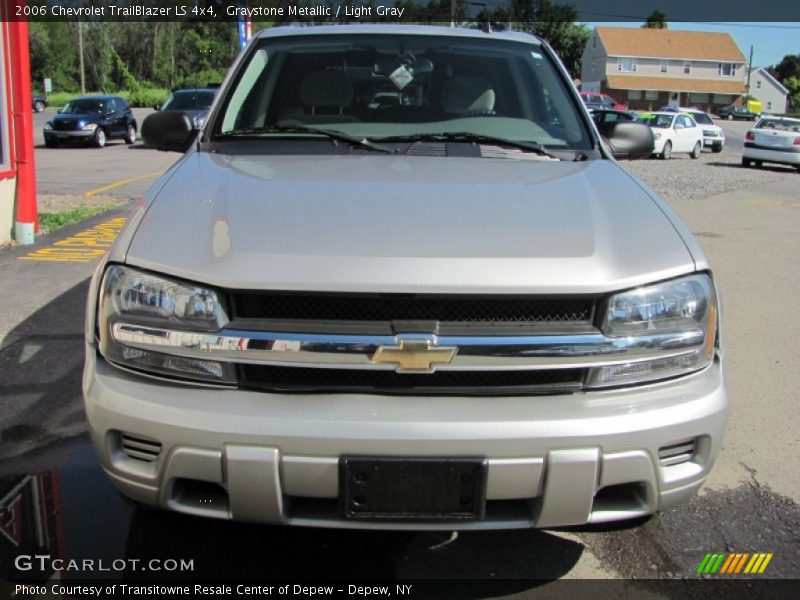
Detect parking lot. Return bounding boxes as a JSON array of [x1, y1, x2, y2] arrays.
[[0, 114, 798, 590]]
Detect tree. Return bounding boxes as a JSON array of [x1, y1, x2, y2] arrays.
[[642, 10, 668, 29], [783, 76, 800, 111], [769, 54, 800, 85]]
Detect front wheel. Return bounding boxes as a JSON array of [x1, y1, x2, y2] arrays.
[[712, 144, 723, 153], [727, 114, 733, 120], [34, 101, 46, 113], [94, 128, 107, 148], [125, 124, 136, 145], [690, 141, 702, 159], [44, 138, 58, 148], [660, 141, 672, 160]]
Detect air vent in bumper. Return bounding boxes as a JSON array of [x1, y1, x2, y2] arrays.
[[658, 439, 696, 467], [120, 433, 162, 462]]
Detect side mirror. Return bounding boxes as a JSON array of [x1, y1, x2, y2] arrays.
[[141, 111, 195, 152], [600, 121, 654, 160]]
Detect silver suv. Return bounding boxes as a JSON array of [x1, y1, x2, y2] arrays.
[[84, 25, 727, 529]]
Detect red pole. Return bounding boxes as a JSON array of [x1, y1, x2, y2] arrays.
[[8, 7, 39, 242]]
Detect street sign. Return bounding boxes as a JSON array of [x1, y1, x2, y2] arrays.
[[44, 78, 52, 94]]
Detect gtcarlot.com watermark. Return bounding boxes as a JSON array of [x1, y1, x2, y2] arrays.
[[14, 553, 194, 573]]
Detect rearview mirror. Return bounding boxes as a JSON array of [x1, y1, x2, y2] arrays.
[[600, 121, 654, 160], [141, 111, 195, 152]]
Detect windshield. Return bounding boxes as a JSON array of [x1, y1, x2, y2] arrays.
[[163, 91, 215, 111], [691, 113, 714, 125], [62, 99, 105, 114], [756, 118, 800, 132], [213, 33, 591, 151], [637, 114, 673, 129]]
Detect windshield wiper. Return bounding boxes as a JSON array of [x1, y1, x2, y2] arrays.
[[216, 125, 395, 154], [377, 132, 563, 160]]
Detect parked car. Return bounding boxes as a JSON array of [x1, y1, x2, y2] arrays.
[[742, 116, 800, 172], [86, 25, 726, 530], [637, 112, 704, 159], [154, 88, 217, 130], [663, 108, 724, 152], [43, 95, 137, 148], [589, 108, 636, 127], [716, 105, 758, 121], [32, 94, 48, 113], [579, 91, 626, 111]]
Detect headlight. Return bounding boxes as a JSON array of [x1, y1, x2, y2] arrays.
[[98, 265, 235, 383], [653, 132, 662, 139], [81, 123, 98, 131], [587, 274, 717, 387], [44, 122, 52, 130]]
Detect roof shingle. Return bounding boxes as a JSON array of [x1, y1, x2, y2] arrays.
[[596, 27, 746, 61]]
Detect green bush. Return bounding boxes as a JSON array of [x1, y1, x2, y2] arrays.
[[174, 68, 227, 90], [44, 88, 169, 109]]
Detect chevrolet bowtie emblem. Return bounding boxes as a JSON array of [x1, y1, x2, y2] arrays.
[[371, 339, 458, 373]]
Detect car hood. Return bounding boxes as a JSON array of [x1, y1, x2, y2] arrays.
[[124, 152, 697, 294]]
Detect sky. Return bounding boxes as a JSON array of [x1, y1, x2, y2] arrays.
[[583, 22, 799, 69]]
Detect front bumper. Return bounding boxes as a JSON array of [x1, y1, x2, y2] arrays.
[[84, 349, 729, 530], [702, 136, 724, 148], [44, 130, 95, 140]]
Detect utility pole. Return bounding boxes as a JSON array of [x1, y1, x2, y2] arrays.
[[745, 44, 754, 100], [78, 20, 85, 94], [451, 0, 455, 27]]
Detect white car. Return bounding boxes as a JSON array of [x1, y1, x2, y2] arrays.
[[637, 112, 704, 159], [742, 116, 800, 172], [680, 109, 725, 152]]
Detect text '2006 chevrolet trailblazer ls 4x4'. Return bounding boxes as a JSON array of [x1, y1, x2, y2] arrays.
[[84, 25, 728, 529]]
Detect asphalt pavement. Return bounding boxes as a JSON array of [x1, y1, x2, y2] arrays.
[[1, 120, 798, 592]]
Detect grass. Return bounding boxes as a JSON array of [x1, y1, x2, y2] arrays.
[[39, 204, 117, 233]]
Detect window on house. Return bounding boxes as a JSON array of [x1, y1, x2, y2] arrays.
[[718, 63, 736, 77], [689, 93, 709, 103], [713, 94, 730, 104], [645, 90, 659, 100], [756, 80, 761, 89], [660, 60, 668, 73], [767, 101, 772, 110], [617, 58, 637, 72], [683, 61, 691, 74], [627, 89, 642, 100]]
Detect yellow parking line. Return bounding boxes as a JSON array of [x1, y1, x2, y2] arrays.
[[19, 217, 127, 263], [84, 171, 162, 197]]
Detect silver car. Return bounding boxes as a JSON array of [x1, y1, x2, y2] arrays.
[[84, 25, 727, 529]]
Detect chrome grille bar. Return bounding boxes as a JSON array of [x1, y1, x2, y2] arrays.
[[111, 323, 705, 372]]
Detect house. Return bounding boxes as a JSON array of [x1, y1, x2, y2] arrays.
[[580, 26, 747, 113], [749, 67, 789, 114]]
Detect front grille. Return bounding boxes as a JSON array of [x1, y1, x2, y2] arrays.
[[231, 292, 595, 324], [240, 364, 585, 395], [54, 121, 77, 131]]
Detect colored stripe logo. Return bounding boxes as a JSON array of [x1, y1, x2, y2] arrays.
[[696, 552, 773, 574]]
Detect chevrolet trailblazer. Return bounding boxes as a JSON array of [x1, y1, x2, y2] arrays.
[[83, 25, 728, 529]]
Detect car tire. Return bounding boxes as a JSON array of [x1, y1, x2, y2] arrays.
[[741, 158, 751, 168], [34, 101, 46, 113], [125, 124, 136, 145], [727, 114, 733, 120], [94, 128, 107, 148], [44, 138, 58, 148], [660, 141, 672, 160], [712, 144, 723, 153], [690, 141, 701, 159]]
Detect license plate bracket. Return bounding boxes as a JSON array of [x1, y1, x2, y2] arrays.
[[341, 457, 487, 521]]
